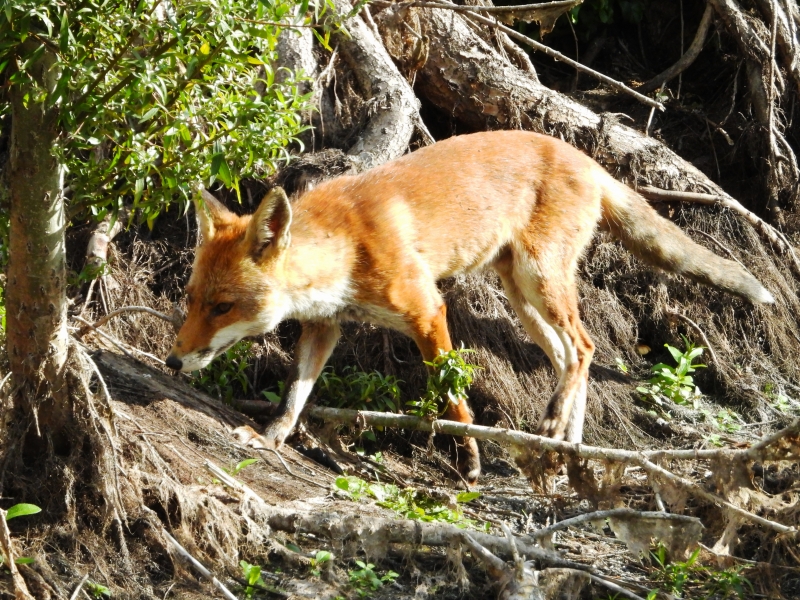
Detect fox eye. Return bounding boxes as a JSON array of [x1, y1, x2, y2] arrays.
[[211, 302, 233, 316]]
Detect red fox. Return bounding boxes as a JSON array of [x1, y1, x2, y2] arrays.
[[166, 130, 773, 485]]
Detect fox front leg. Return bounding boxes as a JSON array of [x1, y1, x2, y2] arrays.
[[234, 321, 341, 449]]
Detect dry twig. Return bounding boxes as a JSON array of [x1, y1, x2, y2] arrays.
[[638, 2, 714, 94]]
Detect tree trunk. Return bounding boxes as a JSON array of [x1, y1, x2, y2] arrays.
[[6, 48, 70, 445]]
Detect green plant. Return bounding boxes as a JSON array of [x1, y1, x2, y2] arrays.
[[191, 340, 254, 403], [650, 545, 701, 598], [764, 383, 796, 414], [86, 581, 112, 599], [317, 366, 403, 414], [334, 476, 482, 528], [637, 336, 706, 408], [0, 283, 6, 333], [348, 560, 399, 598], [648, 544, 753, 599], [407, 347, 481, 418], [310, 550, 332, 577], [239, 560, 266, 599], [615, 357, 629, 374], [69, 260, 110, 288], [0, 503, 41, 567], [703, 565, 753, 599], [225, 458, 258, 476]]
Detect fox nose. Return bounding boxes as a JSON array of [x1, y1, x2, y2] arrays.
[[165, 354, 183, 371]]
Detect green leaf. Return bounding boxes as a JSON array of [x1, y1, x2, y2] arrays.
[[59, 11, 70, 53], [217, 159, 232, 187], [456, 491, 481, 503], [6, 503, 41, 520], [210, 152, 224, 178], [234, 458, 259, 472], [14, 557, 35, 565], [139, 106, 159, 124]]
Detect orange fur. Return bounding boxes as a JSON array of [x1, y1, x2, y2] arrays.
[[167, 131, 773, 485]]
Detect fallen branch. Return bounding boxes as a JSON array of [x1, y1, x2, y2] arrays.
[[525, 508, 701, 541], [375, 0, 664, 111], [462, 527, 545, 600], [307, 406, 799, 535], [638, 2, 714, 94]]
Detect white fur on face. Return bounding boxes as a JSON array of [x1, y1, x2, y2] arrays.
[[178, 320, 265, 372]]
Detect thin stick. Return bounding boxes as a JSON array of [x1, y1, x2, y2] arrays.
[[373, 0, 665, 110], [637, 455, 794, 534], [162, 531, 238, 600], [639, 2, 713, 94], [0, 509, 35, 600], [0, 372, 12, 394], [80, 305, 178, 333], [390, 0, 584, 17], [268, 449, 329, 489], [69, 574, 90, 600], [72, 316, 167, 365]]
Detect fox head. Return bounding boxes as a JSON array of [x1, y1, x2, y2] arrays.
[[165, 188, 292, 372]]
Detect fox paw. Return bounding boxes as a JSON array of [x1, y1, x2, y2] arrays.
[[232, 420, 293, 450], [535, 418, 567, 441], [455, 437, 481, 488]]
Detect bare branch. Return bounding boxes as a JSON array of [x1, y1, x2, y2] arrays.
[[638, 2, 714, 94]]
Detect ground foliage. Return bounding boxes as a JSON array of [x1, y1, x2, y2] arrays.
[[0, 0, 799, 598]]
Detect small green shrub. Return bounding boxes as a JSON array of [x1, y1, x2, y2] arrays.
[[407, 347, 481, 418], [317, 366, 402, 414], [310, 550, 332, 577], [224, 458, 258, 476], [648, 543, 753, 599], [239, 560, 266, 599], [348, 560, 399, 598], [637, 336, 705, 408], [334, 476, 483, 528], [764, 382, 796, 414], [191, 340, 254, 403], [86, 581, 112, 599]]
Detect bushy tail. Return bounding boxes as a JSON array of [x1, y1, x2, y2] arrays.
[[600, 180, 775, 304]]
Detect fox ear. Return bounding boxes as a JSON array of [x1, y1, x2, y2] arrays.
[[193, 189, 232, 244], [246, 187, 292, 260]]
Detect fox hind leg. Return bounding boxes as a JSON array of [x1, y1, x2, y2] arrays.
[[498, 249, 594, 443]]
